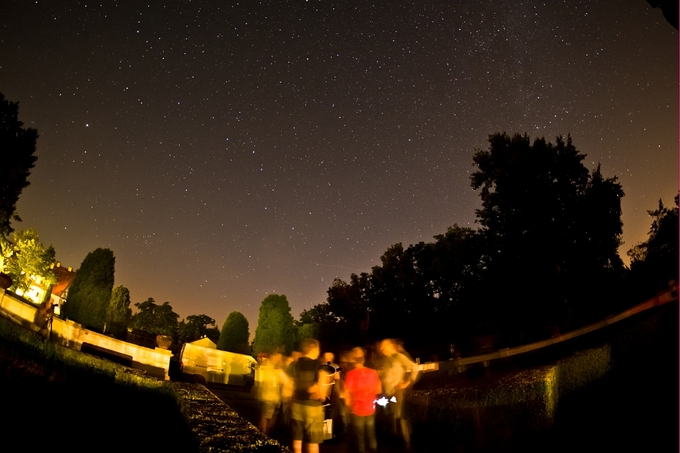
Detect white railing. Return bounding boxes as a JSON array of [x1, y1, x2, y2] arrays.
[[0, 288, 172, 380]]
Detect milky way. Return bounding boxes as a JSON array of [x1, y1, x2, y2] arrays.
[[1, 1, 676, 330]]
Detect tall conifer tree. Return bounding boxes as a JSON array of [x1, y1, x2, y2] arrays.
[[63, 248, 115, 332], [252, 294, 295, 355], [217, 311, 250, 354]]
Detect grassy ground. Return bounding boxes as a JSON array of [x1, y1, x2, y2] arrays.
[[0, 314, 199, 453]]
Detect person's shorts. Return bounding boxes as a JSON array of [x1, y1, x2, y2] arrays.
[[261, 401, 277, 419], [291, 401, 324, 444]]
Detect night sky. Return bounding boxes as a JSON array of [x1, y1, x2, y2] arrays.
[[1, 1, 677, 331]]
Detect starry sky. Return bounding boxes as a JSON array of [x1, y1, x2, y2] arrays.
[[0, 1, 677, 332]]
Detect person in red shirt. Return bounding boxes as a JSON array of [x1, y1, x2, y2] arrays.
[[344, 347, 382, 453]]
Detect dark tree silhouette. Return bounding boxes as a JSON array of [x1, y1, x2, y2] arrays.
[[323, 273, 372, 345], [131, 298, 180, 337], [179, 314, 220, 344], [645, 0, 678, 29], [297, 300, 339, 349], [422, 225, 487, 344], [301, 133, 627, 352], [302, 227, 486, 350], [63, 248, 115, 332], [627, 196, 679, 299], [0, 93, 38, 236], [471, 133, 624, 332]]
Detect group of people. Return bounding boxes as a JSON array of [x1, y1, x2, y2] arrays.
[[254, 338, 420, 453]]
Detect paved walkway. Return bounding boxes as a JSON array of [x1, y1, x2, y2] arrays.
[[208, 303, 679, 453], [209, 385, 418, 453]]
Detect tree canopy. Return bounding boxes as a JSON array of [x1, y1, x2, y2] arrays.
[[217, 311, 250, 354], [106, 285, 132, 339], [252, 294, 296, 355], [63, 248, 115, 332], [299, 133, 629, 352], [131, 298, 180, 337], [0, 93, 38, 237], [627, 196, 679, 299], [470, 133, 625, 329], [2, 229, 56, 298], [178, 314, 220, 344]]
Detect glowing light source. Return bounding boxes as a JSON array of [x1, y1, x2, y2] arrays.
[[375, 396, 397, 407]]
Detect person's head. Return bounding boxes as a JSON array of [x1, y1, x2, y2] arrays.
[[300, 338, 320, 359], [322, 351, 335, 364], [270, 352, 283, 367], [351, 347, 366, 366], [379, 338, 397, 356], [288, 351, 301, 364]]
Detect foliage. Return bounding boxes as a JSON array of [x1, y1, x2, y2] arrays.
[[627, 196, 679, 299], [2, 229, 56, 297], [252, 294, 296, 355], [131, 298, 179, 337], [131, 298, 158, 334], [155, 302, 180, 336], [62, 248, 115, 332], [299, 225, 488, 349], [0, 236, 14, 276], [295, 322, 319, 350], [301, 133, 628, 350], [0, 93, 39, 237], [217, 311, 250, 354], [470, 133, 625, 330], [106, 285, 132, 339], [311, 274, 371, 348], [179, 314, 220, 344]]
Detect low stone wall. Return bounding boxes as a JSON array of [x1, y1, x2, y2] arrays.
[[0, 288, 172, 379], [408, 345, 612, 442], [406, 301, 677, 449]]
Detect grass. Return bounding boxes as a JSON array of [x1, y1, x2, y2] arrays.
[[0, 314, 290, 453], [0, 314, 199, 453]]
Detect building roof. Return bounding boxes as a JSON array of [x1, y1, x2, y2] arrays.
[[190, 337, 217, 349], [51, 265, 76, 297]]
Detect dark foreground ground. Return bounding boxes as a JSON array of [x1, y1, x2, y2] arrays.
[[2, 375, 199, 453], [1, 301, 675, 453], [210, 384, 414, 453], [212, 303, 679, 453]]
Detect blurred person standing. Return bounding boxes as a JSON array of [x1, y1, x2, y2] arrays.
[[286, 338, 324, 453], [378, 338, 420, 451], [321, 351, 343, 437], [255, 352, 291, 435], [280, 351, 301, 426], [345, 347, 382, 453], [335, 349, 355, 438]]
